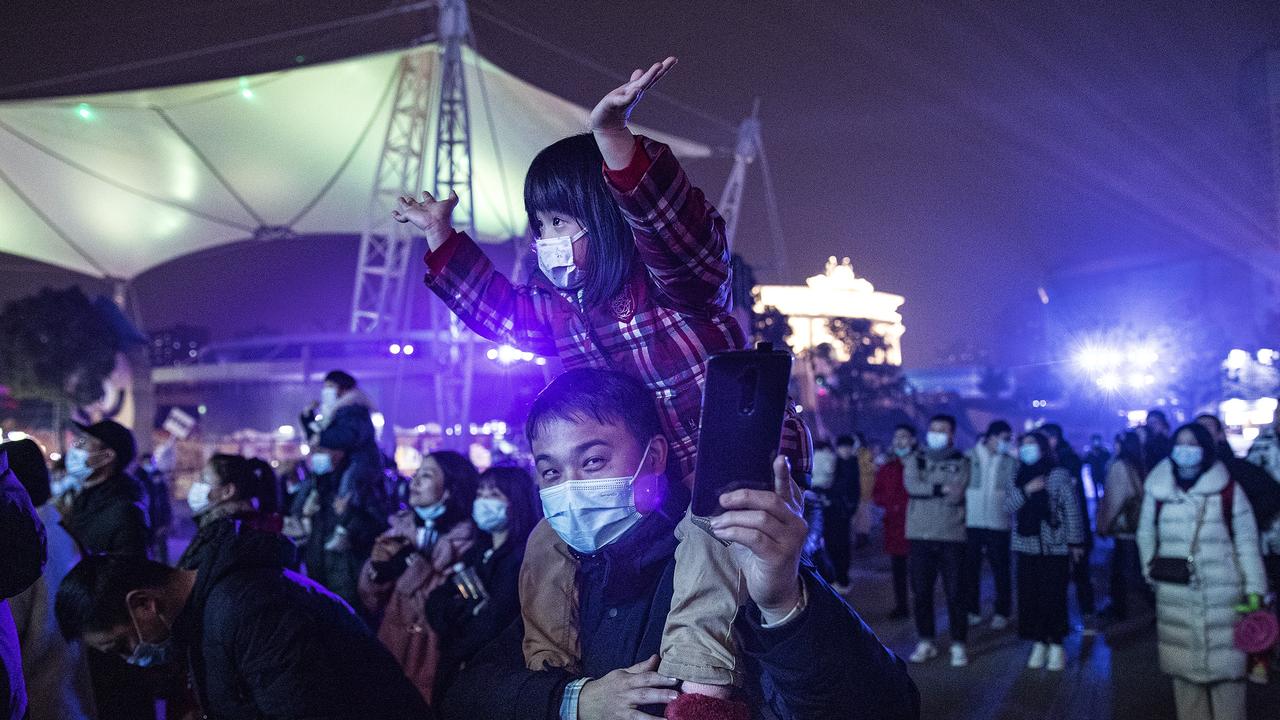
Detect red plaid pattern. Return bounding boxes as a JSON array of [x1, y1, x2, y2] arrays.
[[423, 136, 811, 483]]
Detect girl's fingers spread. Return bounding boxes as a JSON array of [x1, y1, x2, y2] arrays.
[[629, 67, 644, 82]]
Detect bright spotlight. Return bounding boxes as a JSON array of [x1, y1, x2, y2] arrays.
[[486, 348, 498, 360], [403, 344, 415, 355], [1127, 346, 1159, 368], [389, 343, 402, 355], [1225, 349, 1249, 372]]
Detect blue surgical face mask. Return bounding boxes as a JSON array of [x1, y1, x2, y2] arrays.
[[893, 446, 911, 458], [414, 500, 447, 523], [125, 610, 175, 668], [472, 497, 509, 533], [307, 452, 334, 476], [926, 431, 950, 451], [1171, 445, 1204, 469], [1019, 444, 1042, 466], [64, 446, 94, 485], [539, 441, 651, 555], [996, 439, 1012, 455]]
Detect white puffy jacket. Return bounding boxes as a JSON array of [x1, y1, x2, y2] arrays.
[[1137, 459, 1267, 683]]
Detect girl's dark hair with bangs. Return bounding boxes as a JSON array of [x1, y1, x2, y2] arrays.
[[477, 464, 542, 546], [524, 133, 638, 307]]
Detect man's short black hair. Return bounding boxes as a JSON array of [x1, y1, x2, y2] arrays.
[[928, 414, 957, 432], [894, 423, 918, 438], [525, 369, 662, 447], [323, 370, 357, 392], [55, 554, 176, 641], [985, 420, 1012, 438], [835, 434, 855, 448], [1040, 423, 1064, 441], [1146, 409, 1168, 425]]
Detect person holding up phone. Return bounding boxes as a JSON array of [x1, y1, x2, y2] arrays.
[[396, 56, 812, 710]]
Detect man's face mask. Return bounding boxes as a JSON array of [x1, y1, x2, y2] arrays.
[[125, 597, 175, 668], [539, 440, 652, 555], [535, 228, 587, 289]]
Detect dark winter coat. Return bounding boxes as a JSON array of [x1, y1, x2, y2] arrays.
[[315, 389, 386, 514], [66, 472, 150, 556], [2, 467, 46, 720], [177, 510, 298, 571], [425, 535, 526, 699], [440, 502, 919, 720], [174, 521, 431, 720]]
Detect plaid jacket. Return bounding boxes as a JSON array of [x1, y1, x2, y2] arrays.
[[423, 135, 811, 484]]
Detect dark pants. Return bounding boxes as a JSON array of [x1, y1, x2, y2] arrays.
[[1107, 537, 1145, 620], [910, 540, 968, 643], [1070, 536, 1096, 614], [1266, 555, 1280, 627], [822, 504, 853, 584], [891, 554, 910, 613], [963, 528, 1012, 618], [804, 493, 836, 582], [1017, 553, 1070, 644]]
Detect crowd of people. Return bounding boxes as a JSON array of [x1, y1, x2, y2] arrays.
[[2, 51, 1278, 720], [802, 406, 1280, 720]]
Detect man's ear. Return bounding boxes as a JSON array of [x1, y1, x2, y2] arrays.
[[98, 447, 117, 471], [124, 589, 159, 619], [646, 434, 668, 475]]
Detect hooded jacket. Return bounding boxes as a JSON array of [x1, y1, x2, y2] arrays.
[[174, 521, 431, 719], [1137, 459, 1266, 684]]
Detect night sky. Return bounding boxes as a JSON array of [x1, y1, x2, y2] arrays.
[[1, 1, 1276, 366]]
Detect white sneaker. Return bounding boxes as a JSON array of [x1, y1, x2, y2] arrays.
[[967, 613, 984, 627], [908, 640, 938, 664], [990, 615, 1010, 631], [1046, 644, 1066, 671], [1027, 642, 1047, 669], [950, 643, 969, 667]]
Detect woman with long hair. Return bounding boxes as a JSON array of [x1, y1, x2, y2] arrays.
[[1006, 431, 1085, 672], [1138, 423, 1266, 720], [426, 464, 542, 699], [358, 450, 478, 706]]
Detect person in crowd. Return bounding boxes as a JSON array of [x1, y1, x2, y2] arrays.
[[61, 420, 157, 719], [178, 453, 296, 571], [4, 440, 95, 720], [873, 424, 917, 619], [395, 55, 812, 707], [63, 420, 151, 558], [1, 447, 47, 720], [963, 420, 1016, 630], [1144, 409, 1174, 471], [441, 368, 918, 720], [1138, 423, 1266, 720], [1095, 431, 1148, 624], [426, 464, 541, 699], [359, 450, 478, 706], [802, 444, 836, 585], [818, 437, 859, 591], [54, 530, 431, 719], [135, 453, 173, 564], [1008, 432, 1085, 672], [1083, 434, 1112, 496], [852, 432, 879, 549], [1197, 414, 1280, 542], [1245, 404, 1280, 633], [904, 414, 971, 667], [1041, 423, 1096, 624], [300, 369, 388, 553]]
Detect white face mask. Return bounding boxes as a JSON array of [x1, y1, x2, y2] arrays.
[[187, 480, 213, 515], [64, 446, 95, 485], [320, 386, 338, 409], [1171, 445, 1204, 469], [539, 441, 651, 555], [535, 228, 587, 289], [308, 452, 334, 476], [926, 431, 950, 451]]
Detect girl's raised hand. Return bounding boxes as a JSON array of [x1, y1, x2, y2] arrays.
[[589, 56, 678, 132], [393, 190, 459, 251]]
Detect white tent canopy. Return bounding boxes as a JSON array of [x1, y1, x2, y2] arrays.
[[0, 46, 711, 279]]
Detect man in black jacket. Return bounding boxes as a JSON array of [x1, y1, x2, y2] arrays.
[[64, 420, 151, 558], [54, 522, 431, 720], [441, 369, 918, 720]]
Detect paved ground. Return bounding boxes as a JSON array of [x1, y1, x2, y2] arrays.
[[841, 538, 1280, 720]]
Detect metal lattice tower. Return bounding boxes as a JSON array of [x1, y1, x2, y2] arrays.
[[349, 52, 433, 333], [717, 99, 790, 280]]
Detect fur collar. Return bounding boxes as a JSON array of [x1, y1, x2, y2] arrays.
[[1145, 458, 1229, 501]]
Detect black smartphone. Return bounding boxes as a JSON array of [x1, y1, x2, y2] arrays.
[[691, 343, 792, 517]]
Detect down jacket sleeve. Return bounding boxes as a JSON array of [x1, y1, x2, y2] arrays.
[[1, 466, 46, 599]]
